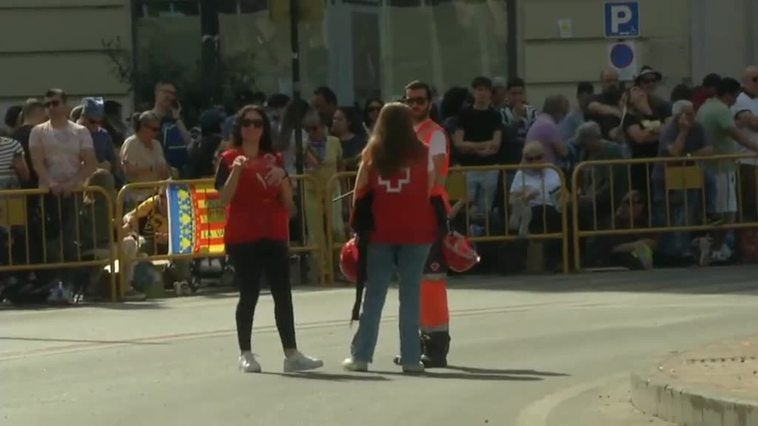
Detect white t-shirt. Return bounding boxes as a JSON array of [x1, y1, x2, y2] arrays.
[[509, 168, 561, 207], [732, 92, 758, 143], [414, 124, 446, 173], [29, 120, 94, 186]]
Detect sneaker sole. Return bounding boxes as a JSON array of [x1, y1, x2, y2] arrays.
[[284, 361, 324, 373]]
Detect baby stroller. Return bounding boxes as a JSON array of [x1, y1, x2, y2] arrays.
[[190, 256, 235, 289]]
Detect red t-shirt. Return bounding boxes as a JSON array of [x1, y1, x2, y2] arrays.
[[216, 149, 289, 245], [368, 147, 437, 245]]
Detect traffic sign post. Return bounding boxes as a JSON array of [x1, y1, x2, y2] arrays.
[[608, 41, 637, 81], [604, 1, 640, 38]]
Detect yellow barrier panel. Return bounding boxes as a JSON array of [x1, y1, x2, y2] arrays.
[[571, 153, 758, 271], [116, 175, 325, 298], [0, 185, 117, 301], [325, 164, 571, 277]]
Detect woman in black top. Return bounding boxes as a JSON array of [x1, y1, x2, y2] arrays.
[[621, 86, 664, 194]]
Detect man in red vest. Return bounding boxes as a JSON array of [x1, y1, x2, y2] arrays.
[[403, 80, 451, 367]]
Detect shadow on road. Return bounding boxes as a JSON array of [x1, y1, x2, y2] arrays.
[[262, 372, 391, 382], [445, 365, 570, 377], [0, 336, 167, 346], [260, 365, 569, 382], [448, 265, 758, 295]]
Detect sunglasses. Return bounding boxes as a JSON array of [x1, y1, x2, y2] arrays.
[[405, 97, 427, 106], [45, 100, 61, 108], [241, 118, 264, 129], [524, 155, 543, 161]]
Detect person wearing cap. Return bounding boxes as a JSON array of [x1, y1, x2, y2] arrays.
[[635, 65, 671, 119], [77, 97, 123, 185]]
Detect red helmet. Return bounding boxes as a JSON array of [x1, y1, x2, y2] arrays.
[[442, 231, 480, 273], [339, 237, 359, 283]]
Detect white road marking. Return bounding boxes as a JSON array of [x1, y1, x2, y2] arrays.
[[516, 372, 628, 426]]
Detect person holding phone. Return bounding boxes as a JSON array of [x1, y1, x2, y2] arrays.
[[215, 105, 323, 373], [152, 81, 192, 176]]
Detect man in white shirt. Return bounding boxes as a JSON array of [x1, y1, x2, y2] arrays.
[[732, 65, 758, 140], [29, 88, 97, 302], [403, 80, 451, 368]]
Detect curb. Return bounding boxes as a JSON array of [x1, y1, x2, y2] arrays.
[[630, 369, 758, 426]]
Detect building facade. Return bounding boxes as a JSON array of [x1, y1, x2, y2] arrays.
[[0, 0, 132, 114], [1, 0, 757, 117]]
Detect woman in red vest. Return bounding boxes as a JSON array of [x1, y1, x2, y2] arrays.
[[215, 105, 322, 373], [342, 102, 438, 374]]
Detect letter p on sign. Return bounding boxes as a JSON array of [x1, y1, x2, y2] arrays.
[[604, 1, 639, 38]]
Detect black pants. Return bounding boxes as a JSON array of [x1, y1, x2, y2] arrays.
[[227, 240, 297, 352]]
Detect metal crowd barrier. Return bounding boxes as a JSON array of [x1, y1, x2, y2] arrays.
[[571, 153, 758, 271], [115, 175, 325, 298], [0, 186, 117, 300], [325, 164, 571, 276]]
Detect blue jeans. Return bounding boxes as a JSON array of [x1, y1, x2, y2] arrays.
[[466, 170, 500, 219], [351, 243, 431, 365], [652, 183, 702, 257]]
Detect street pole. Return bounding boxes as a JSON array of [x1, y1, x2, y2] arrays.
[[290, 0, 304, 175], [289, 0, 309, 285], [200, 0, 220, 103]]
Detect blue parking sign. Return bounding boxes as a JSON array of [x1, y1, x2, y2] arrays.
[[604, 1, 639, 38]]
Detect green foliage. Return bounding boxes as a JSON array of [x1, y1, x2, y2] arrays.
[[101, 36, 258, 125]]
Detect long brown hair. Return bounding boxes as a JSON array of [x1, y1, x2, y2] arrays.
[[363, 102, 425, 178]]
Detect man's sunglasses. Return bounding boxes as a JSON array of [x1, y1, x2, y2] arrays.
[[45, 100, 61, 108], [240, 118, 264, 128]]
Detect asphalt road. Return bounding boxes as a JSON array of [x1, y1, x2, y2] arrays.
[[3, 266, 758, 426]]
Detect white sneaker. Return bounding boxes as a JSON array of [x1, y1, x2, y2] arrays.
[[238, 351, 261, 373], [283, 351, 323, 372], [342, 357, 368, 372], [402, 362, 425, 374]]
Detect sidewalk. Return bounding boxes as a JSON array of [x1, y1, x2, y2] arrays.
[[631, 334, 758, 426]]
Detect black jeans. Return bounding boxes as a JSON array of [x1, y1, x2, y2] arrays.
[[227, 240, 297, 352]]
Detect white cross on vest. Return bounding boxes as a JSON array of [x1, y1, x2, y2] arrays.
[[377, 168, 411, 193]]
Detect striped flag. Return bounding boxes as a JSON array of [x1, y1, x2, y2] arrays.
[[167, 182, 226, 255]]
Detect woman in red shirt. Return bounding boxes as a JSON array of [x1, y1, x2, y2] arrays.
[[342, 103, 438, 374], [215, 105, 322, 373]]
